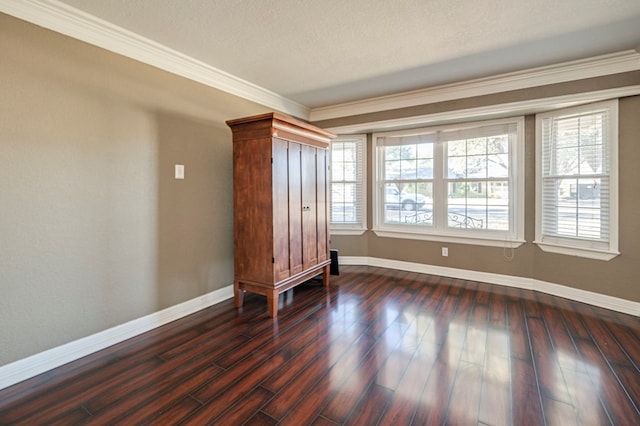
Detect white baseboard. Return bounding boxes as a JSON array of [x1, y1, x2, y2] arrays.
[[2, 258, 637, 392], [340, 256, 639, 317], [0, 285, 234, 391]]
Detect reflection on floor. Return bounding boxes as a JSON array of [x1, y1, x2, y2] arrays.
[[1, 265, 638, 424]]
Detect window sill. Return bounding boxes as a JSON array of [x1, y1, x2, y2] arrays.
[[330, 228, 367, 236], [373, 229, 525, 248], [534, 241, 619, 261]]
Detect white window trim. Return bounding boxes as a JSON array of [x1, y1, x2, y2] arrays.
[[330, 134, 367, 235], [372, 117, 525, 248], [534, 99, 619, 261], [332, 228, 368, 236]]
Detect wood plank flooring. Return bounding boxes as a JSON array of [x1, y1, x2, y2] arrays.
[[1, 265, 639, 425]]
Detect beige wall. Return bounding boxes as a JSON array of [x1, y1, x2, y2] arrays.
[[327, 94, 640, 304], [1, 11, 638, 368], [0, 14, 268, 366]]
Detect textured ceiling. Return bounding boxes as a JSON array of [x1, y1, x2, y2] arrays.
[[54, 0, 640, 108]]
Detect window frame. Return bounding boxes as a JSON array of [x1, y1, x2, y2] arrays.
[[534, 100, 619, 260], [372, 117, 525, 248], [329, 134, 367, 235]]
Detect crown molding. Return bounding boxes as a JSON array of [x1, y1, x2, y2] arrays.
[[325, 85, 640, 134], [0, 0, 310, 119], [310, 50, 640, 122], [2, 2, 639, 128]]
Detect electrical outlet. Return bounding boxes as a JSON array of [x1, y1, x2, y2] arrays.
[[442, 247, 448, 257]]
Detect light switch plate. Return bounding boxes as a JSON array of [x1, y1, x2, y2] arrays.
[[175, 164, 185, 179]]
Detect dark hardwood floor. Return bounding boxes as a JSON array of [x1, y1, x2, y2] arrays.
[[1, 265, 639, 425]]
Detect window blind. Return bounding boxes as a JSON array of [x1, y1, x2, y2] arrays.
[[377, 122, 517, 146], [330, 136, 366, 228], [540, 108, 611, 245]]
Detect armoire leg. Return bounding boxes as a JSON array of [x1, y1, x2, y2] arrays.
[[267, 291, 279, 317], [322, 264, 330, 287], [234, 282, 244, 308]]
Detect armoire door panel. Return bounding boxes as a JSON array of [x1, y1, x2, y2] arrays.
[[288, 142, 303, 275], [316, 149, 329, 263], [272, 138, 291, 281], [232, 137, 273, 285], [301, 144, 318, 269]]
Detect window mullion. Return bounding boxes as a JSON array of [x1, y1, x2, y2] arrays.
[[433, 141, 446, 231]]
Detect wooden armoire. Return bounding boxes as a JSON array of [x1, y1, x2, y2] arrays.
[[226, 112, 335, 317]]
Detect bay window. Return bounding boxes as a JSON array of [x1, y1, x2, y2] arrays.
[[373, 118, 524, 247]]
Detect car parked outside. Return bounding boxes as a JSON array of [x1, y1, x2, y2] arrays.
[[385, 187, 427, 211]]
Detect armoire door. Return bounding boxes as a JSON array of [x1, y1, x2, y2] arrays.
[[288, 142, 304, 275], [301, 144, 318, 269], [273, 138, 291, 282]]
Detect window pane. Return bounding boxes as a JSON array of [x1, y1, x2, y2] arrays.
[[331, 183, 357, 223], [386, 143, 433, 180], [332, 161, 345, 181], [487, 154, 509, 177], [400, 159, 417, 180], [578, 143, 604, 175], [446, 138, 510, 180], [385, 159, 401, 180], [383, 183, 432, 225], [448, 140, 466, 156], [466, 154, 487, 178], [416, 181, 433, 208], [486, 183, 509, 230], [554, 142, 605, 176], [487, 135, 509, 154], [331, 202, 356, 223], [384, 184, 403, 213], [554, 146, 579, 175], [342, 161, 356, 181], [417, 143, 433, 159], [332, 141, 358, 182], [385, 146, 401, 160], [542, 177, 605, 240], [447, 181, 509, 230], [447, 155, 467, 178], [467, 138, 487, 155], [417, 158, 433, 179], [400, 145, 417, 159]]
